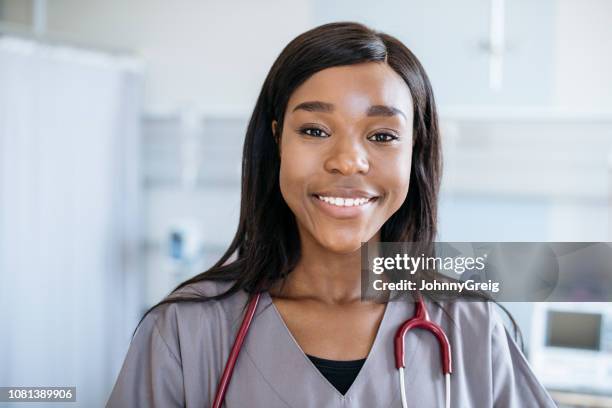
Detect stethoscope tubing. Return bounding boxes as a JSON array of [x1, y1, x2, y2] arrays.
[[395, 295, 452, 407], [211, 292, 261, 408], [212, 292, 453, 408]]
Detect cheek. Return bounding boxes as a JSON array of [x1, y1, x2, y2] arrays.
[[379, 153, 412, 211], [278, 163, 298, 210], [278, 140, 314, 210]]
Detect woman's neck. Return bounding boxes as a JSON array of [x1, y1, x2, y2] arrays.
[[270, 231, 380, 305]]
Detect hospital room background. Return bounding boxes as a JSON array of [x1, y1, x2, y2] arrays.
[[1, 0, 611, 407]]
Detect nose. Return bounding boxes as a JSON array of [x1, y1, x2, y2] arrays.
[[323, 135, 370, 175]]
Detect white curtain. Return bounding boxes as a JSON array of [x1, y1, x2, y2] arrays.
[[0, 37, 144, 406]]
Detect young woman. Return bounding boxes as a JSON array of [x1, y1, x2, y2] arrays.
[[107, 22, 557, 407]]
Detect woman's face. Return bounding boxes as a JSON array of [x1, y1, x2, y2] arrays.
[[276, 62, 413, 254]]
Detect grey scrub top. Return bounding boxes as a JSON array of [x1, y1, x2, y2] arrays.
[[106, 280, 558, 407]]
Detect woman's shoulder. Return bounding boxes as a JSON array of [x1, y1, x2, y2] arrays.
[[137, 279, 249, 359], [426, 300, 556, 406], [166, 278, 245, 304], [109, 279, 247, 406], [153, 278, 248, 322], [427, 297, 505, 342]]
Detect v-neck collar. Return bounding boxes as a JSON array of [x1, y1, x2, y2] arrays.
[[241, 291, 422, 407]]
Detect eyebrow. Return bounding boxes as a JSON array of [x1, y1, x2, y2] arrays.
[[367, 105, 407, 120], [292, 101, 407, 120]]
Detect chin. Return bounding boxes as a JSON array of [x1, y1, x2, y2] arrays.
[[318, 236, 364, 254]]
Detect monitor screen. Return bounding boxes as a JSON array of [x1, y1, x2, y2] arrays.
[[545, 310, 602, 351]]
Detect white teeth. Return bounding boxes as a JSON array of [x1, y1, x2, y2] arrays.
[[316, 195, 373, 207]]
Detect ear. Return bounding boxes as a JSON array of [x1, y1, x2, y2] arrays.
[[271, 120, 282, 155]]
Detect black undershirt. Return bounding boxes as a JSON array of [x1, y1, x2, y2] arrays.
[[306, 354, 366, 395]]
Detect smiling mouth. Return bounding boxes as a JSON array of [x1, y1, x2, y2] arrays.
[[313, 194, 378, 207]]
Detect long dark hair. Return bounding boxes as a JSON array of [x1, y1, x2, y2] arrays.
[[136, 21, 523, 349]]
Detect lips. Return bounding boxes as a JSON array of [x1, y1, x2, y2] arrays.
[[311, 188, 379, 200], [310, 188, 380, 219]]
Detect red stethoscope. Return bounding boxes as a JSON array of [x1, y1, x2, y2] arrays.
[[212, 292, 452, 408]]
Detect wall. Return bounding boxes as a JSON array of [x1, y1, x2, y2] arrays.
[[0, 0, 31, 24], [3, 0, 611, 111], [553, 0, 612, 108], [1, 0, 314, 113]]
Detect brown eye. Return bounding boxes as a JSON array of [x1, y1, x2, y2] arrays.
[[368, 133, 398, 143], [299, 127, 329, 138]]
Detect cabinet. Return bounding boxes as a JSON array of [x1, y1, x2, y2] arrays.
[[313, 0, 556, 106]]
